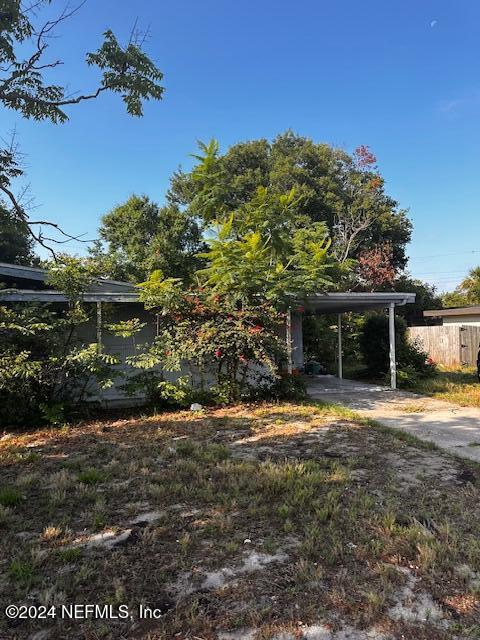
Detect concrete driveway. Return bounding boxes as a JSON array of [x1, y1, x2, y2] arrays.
[[307, 375, 480, 463]]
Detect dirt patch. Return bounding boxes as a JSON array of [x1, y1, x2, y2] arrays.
[[385, 451, 460, 490], [201, 550, 289, 590], [388, 567, 445, 624]]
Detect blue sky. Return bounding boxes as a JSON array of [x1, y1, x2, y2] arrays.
[[1, 0, 480, 291]]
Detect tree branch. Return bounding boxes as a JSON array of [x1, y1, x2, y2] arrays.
[[0, 181, 91, 260], [0, 2, 87, 99], [0, 2, 164, 256]]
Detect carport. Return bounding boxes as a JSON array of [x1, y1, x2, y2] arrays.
[[288, 292, 416, 389]]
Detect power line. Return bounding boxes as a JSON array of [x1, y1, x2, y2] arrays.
[[409, 249, 480, 260], [420, 276, 465, 281], [413, 269, 468, 275]]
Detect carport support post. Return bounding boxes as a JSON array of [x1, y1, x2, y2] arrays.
[[337, 313, 343, 379], [389, 302, 397, 390]]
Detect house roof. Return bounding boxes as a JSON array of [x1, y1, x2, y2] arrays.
[[302, 292, 416, 314], [0, 262, 47, 282], [0, 261, 137, 295], [424, 306, 480, 318]]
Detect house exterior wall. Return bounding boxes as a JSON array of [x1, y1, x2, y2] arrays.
[[443, 315, 480, 326], [76, 303, 163, 406], [79, 304, 292, 407], [291, 312, 304, 370]]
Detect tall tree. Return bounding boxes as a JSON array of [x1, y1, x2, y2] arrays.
[[0, 1, 164, 255], [0, 204, 35, 264], [195, 190, 341, 304], [169, 132, 412, 272], [391, 275, 442, 324], [92, 195, 203, 283], [134, 185, 343, 401]]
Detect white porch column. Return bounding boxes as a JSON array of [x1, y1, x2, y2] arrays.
[[388, 302, 396, 390], [286, 307, 293, 374], [337, 313, 343, 379], [96, 301, 103, 354]]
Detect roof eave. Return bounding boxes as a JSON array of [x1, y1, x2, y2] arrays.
[[424, 306, 480, 317], [0, 289, 140, 303]]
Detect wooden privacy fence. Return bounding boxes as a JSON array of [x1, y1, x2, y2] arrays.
[[408, 325, 480, 367]]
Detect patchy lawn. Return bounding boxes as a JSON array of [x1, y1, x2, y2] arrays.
[[405, 367, 480, 408], [1, 403, 480, 640]]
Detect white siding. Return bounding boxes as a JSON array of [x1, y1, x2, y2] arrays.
[[443, 315, 480, 326], [291, 312, 304, 369]]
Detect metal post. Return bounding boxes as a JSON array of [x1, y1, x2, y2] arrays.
[[337, 313, 343, 379], [96, 301, 103, 354], [389, 302, 396, 390], [286, 307, 293, 374]]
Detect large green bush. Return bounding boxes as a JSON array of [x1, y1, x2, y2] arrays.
[[360, 313, 435, 385], [303, 313, 363, 373], [0, 259, 122, 427], [128, 278, 289, 404], [0, 303, 120, 427]]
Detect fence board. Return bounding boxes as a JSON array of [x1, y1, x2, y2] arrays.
[[460, 326, 480, 367], [408, 325, 480, 367]]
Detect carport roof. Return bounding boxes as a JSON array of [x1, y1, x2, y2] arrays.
[[301, 292, 416, 314], [0, 288, 416, 309]]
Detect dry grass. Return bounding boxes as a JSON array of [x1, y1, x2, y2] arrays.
[[408, 367, 480, 408], [1, 402, 480, 639]]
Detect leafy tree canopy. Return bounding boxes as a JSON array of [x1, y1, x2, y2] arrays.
[[168, 132, 412, 271], [135, 152, 348, 398], [391, 275, 442, 322], [91, 195, 203, 283], [442, 266, 480, 307], [0, 1, 164, 123], [196, 201, 342, 306], [0, 204, 35, 264]]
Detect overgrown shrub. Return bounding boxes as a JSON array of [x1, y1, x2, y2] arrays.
[[0, 302, 122, 426], [303, 313, 363, 372], [360, 313, 436, 385], [123, 369, 307, 409], [130, 277, 288, 404], [396, 365, 424, 388], [250, 373, 307, 402], [122, 373, 221, 409], [0, 259, 122, 427]]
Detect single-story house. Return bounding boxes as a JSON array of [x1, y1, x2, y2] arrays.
[[423, 306, 480, 326], [0, 261, 156, 406], [0, 261, 415, 404]]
